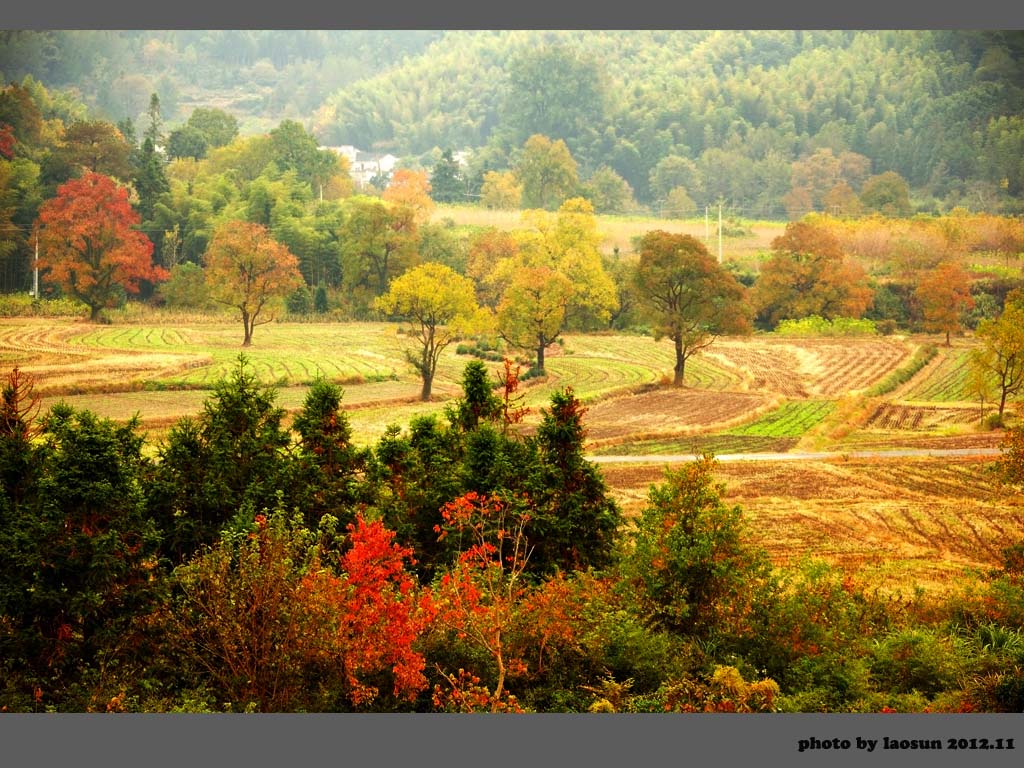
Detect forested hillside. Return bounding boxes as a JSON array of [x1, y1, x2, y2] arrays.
[[0, 31, 442, 133], [315, 30, 1024, 214], [1, 30, 1023, 215]]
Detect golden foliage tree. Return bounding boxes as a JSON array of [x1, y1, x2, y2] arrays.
[[375, 262, 489, 401], [752, 221, 874, 329], [383, 168, 434, 222]]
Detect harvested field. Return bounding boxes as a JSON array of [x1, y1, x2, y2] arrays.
[[836, 431, 1004, 452], [864, 402, 982, 430], [430, 204, 783, 260], [599, 455, 1023, 594], [582, 388, 773, 442], [590, 434, 798, 456], [704, 337, 912, 398]]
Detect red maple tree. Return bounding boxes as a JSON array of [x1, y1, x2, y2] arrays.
[[34, 172, 166, 320], [0, 124, 15, 159], [301, 516, 434, 706], [433, 492, 532, 711]]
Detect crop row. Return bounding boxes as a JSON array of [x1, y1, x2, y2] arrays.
[[728, 400, 835, 438], [900, 348, 974, 402], [863, 344, 938, 397]]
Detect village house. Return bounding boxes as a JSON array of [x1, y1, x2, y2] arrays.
[[324, 145, 399, 189]]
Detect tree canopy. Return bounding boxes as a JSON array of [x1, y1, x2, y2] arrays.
[[375, 262, 488, 401], [202, 220, 303, 346], [634, 231, 750, 386], [34, 172, 166, 320]]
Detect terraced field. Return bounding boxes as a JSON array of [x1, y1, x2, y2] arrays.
[[583, 388, 774, 442], [704, 337, 913, 397], [863, 402, 981, 431], [898, 345, 975, 402], [600, 455, 1022, 594], [3, 318, 1004, 458], [7, 315, 1019, 598], [729, 400, 835, 437]]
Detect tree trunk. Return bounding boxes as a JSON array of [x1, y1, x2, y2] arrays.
[[945, 329, 951, 347], [89, 304, 103, 322], [242, 311, 253, 347], [420, 369, 433, 401], [492, 646, 506, 713], [673, 334, 685, 386], [536, 340, 545, 375]]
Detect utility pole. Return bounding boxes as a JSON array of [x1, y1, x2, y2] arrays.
[[717, 202, 723, 263], [32, 232, 39, 298]]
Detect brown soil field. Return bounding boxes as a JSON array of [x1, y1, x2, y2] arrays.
[[599, 455, 1023, 594], [582, 388, 774, 442], [864, 402, 983, 431]]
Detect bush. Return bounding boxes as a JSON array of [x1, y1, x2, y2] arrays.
[[622, 456, 772, 638], [775, 315, 878, 337], [869, 628, 966, 698], [314, 284, 329, 314], [157, 263, 213, 310], [0, 294, 88, 317]]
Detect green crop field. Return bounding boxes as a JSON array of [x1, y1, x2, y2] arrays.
[[899, 346, 974, 403], [727, 400, 835, 438]]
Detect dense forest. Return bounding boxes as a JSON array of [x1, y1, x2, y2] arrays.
[[2, 30, 1023, 217]]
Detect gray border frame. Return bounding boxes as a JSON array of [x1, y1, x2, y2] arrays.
[[2, 2, 1023, 765]]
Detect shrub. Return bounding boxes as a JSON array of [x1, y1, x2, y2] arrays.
[[869, 628, 966, 698], [157, 262, 212, 310], [0, 294, 88, 317], [775, 315, 878, 337], [314, 284, 329, 314], [622, 456, 772, 638]]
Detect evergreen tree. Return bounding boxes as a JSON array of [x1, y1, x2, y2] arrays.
[[147, 355, 293, 558], [430, 149, 464, 203]]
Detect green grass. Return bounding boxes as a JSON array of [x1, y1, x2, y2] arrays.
[[726, 400, 835, 438], [550, 333, 741, 397], [70, 322, 408, 388]]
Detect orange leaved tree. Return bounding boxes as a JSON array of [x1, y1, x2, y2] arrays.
[[914, 260, 975, 347], [34, 172, 166, 321], [433, 492, 532, 711], [752, 220, 874, 329], [382, 168, 434, 223], [203, 220, 303, 346]]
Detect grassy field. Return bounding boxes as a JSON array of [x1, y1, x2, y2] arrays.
[[431, 204, 783, 263], [4, 314, 1019, 596]]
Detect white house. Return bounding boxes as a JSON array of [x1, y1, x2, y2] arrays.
[[323, 145, 399, 189]]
